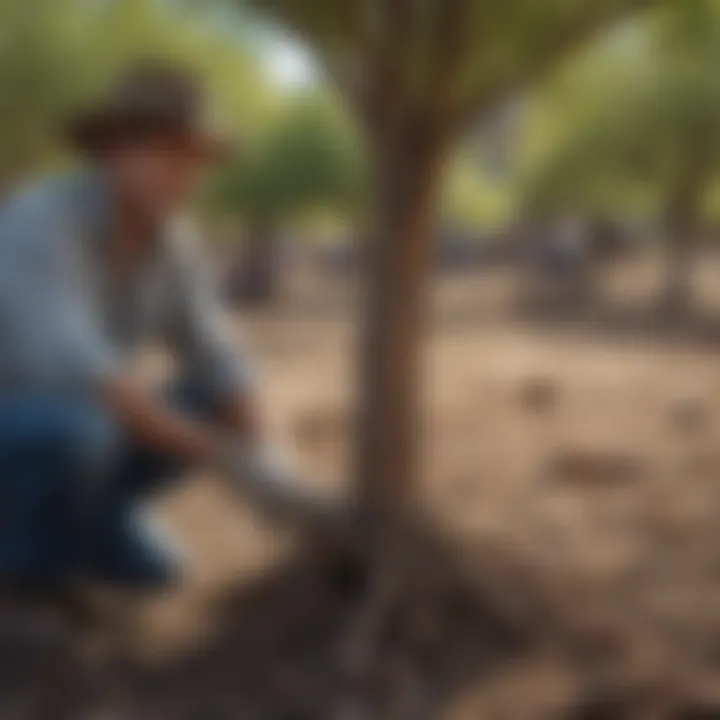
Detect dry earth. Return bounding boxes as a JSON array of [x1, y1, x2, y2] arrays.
[[5, 257, 720, 718]]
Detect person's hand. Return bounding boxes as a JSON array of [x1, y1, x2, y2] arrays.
[[220, 391, 264, 444]]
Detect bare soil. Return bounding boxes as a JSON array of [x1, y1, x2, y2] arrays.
[[5, 256, 720, 719]]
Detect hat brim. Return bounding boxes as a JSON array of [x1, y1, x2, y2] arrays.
[[67, 110, 234, 161]]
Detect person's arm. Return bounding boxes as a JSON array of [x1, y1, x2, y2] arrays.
[[101, 376, 218, 462], [0, 190, 225, 464], [165, 223, 263, 443], [158, 227, 347, 525]]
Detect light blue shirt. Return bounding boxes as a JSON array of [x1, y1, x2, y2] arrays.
[[0, 169, 252, 399]]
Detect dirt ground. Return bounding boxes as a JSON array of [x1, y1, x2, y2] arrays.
[[6, 255, 720, 719]]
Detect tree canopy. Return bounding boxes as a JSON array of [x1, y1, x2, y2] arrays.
[[210, 92, 364, 228], [244, 0, 654, 141], [0, 0, 265, 187], [520, 0, 720, 221]]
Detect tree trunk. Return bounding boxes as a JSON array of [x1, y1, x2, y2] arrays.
[[661, 151, 708, 313], [664, 223, 698, 314], [232, 225, 281, 306], [355, 136, 446, 515]]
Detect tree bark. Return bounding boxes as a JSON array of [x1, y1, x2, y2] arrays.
[[661, 158, 707, 314], [232, 224, 281, 307], [664, 223, 698, 313], [355, 134, 446, 515]]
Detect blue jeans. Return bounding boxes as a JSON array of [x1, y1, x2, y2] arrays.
[[0, 381, 212, 589]]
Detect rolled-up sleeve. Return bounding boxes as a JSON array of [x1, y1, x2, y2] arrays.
[[0, 190, 120, 390], [164, 223, 254, 403]]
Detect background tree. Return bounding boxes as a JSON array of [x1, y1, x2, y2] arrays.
[[520, 0, 720, 310], [210, 93, 364, 303], [0, 0, 95, 190], [244, 0, 660, 514], [0, 0, 264, 190]]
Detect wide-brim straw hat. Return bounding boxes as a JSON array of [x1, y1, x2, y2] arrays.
[[67, 63, 233, 160]]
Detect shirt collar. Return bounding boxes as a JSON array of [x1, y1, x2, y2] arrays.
[[69, 165, 170, 257]]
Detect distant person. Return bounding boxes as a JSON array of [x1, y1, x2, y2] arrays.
[[0, 64, 327, 593], [543, 218, 587, 277]]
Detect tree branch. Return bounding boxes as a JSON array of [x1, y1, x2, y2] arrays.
[[451, 0, 659, 134], [366, 0, 415, 141], [428, 0, 472, 139]]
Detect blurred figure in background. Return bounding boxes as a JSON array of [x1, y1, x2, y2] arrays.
[[0, 64, 300, 593]]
